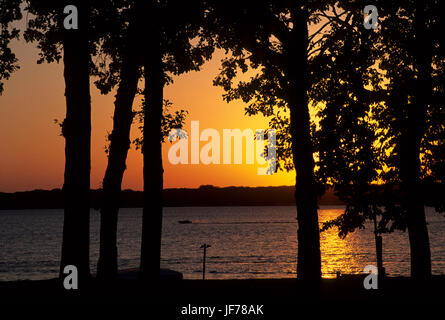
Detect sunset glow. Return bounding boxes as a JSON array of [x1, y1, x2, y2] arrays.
[[0, 45, 295, 192]]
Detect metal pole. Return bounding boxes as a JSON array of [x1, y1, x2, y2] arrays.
[[203, 246, 206, 280], [200, 244, 211, 280], [373, 214, 384, 277]]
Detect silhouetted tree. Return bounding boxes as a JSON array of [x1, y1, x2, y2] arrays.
[[24, 0, 111, 282], [139, 0, 163, 280], [315, 0, 444, 280], [94, 1, 142, 281], [138, 0, 213, 280], [373, 0, 444, 279], [210, 0, 331, 281], [59, 0, 92, 281], [0, 0, 21, 95], [310, 2, 394, 275]]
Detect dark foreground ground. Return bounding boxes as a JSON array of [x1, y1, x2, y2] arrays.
[[2, 273, 445, 297], [1, 275, 444, 317]]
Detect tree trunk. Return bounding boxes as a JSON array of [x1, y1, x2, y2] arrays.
[[60, 1, 91, 283], [140, 3, 164, 280], [288, 6, 321, 281], [401, 1, 432, 280], [97, 35, 139, 279]]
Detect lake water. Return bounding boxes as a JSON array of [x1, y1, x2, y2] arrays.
[[1, 206, 444, 281]]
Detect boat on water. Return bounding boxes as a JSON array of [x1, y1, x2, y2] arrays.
[[178, 220, 193, 224]]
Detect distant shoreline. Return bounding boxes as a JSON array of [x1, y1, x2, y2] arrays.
[[1, 183, 443, 210], [0, 185, 344, 209]]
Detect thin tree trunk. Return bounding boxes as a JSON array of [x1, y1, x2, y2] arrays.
[[97, 38, 139, 279], [288, 6, 321, 281], [140, 2, 164, 280], [60, 0, 91, 283], [402, 1, 432, 280]]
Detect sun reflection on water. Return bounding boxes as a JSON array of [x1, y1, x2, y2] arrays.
[[319, 208, 373, 278]]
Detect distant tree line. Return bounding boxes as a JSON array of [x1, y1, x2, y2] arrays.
[[0, 185, 349, 208]]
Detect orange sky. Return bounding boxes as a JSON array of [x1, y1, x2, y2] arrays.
[[0, 38, 295, 192]]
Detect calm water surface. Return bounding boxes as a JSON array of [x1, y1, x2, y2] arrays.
[[1, 206, 444, 281]]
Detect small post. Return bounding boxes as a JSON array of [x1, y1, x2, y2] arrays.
[[373, 214, 385, 278], [200, 244, 211, 280], [375, 235, 386, 278]]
